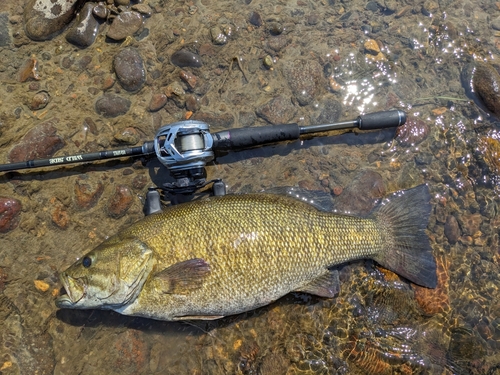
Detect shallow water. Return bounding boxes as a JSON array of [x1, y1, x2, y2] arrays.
[[1, 0, 500, 374]]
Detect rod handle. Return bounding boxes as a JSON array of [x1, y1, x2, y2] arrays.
[[357, 110, 406, 130]]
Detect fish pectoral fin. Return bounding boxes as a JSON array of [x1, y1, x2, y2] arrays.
[[154, 258, 210, 294], [294, 269, 340, 298], [173, 315, 224, 321]]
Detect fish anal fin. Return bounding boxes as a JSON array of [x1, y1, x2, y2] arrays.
[[173, 315, 224, 321], [294, 269, 340, 298], [154, 258, 210, 294]]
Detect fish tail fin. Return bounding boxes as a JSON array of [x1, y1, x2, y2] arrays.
[[371, 184, 437, 288]]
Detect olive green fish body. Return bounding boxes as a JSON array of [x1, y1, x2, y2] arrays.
[[56, 185, 437, 321]]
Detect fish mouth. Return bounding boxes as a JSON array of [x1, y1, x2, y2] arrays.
[[55, 272, 86, 308]]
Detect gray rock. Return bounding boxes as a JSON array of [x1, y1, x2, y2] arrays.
[[256, 95, 296, 125], [95, 94, 131, 117], [66, 3, 99, 48], [492, 17, 500, 31], [113, 47, 146, 92], [171, 49, 202, 68], [283, 59, 323, 106], [310, 96, 342, 124], [0, 13, 11, 47], [107, 11, 143, 40], [24, 0, 82, 41]]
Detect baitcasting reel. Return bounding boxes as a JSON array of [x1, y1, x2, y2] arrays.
[[0, 110, 406, 213]]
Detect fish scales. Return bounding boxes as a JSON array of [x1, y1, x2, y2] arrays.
[[56, 185, 437, 321]]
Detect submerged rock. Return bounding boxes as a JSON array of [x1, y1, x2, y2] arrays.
[[107, 185, 133, 218], [464, 61, 500, 118], [113, 47, 146, 92], [74, 176, 104, 209], [8, 118, 64, 162], [171, 49, 202, 68], [283, 59, 323, 106], [107, 11, 143, 40], [0, 197, 21, 233], [24, 0, 83, 41], [395, 116, 430, 147], [95, 93, 131, 117], [66, 2, 100, 48], [256, 95, 296, 125]]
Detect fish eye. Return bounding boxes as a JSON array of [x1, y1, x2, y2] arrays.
[[82, 256, 92, 268]]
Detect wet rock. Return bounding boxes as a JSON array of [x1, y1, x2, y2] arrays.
[[395, 116, 430, 146], [444, 215, 460, 244], [256, 95, 297, 125], [249, 11, 262, 27], [470, 62, 500, 118], [66, 2, 99, 48], [113, 127, 139, 145], [29, 90, 50, 110], [24, 0, 82, 41], [107, 11, 143, 40], [148, 93, 168, 112], [171, 49, 202, 68], [95, 93, 131, 117], [191, 112, 234, 129], [266, 34, 289, 52], [0, 197, 21, 233], [179, 70, 197, 89], [8, 118, 64, 162], [457, 213, 482, 237], [283, 59, 323, 106], [185, 94, 200, 111], [0, 13, 11, 47], [492, 16, 500, 31], [107, 185, 133, 218], [113, 47, 146, 92], [93, 3, 109, 19], [132, 4, 153, 17], [311, 96, 342, 124], [132, 174, 148, 190], [83, 117, 98, 135], [479, 136, 500, 177], [74, 176, 104, 209], [333, 170, 386, 215], [18, 58, 40, 82], [210, 26, 227, 45], [51, 205, 69, 229]]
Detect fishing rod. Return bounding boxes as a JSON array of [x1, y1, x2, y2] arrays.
[[0, 110, 405, 211]]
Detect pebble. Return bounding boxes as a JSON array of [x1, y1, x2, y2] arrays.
[[107, 11, 143, 40], [131, 4, 153, 17], [211, 26, 227, 45], [283, 59, 323, 106], [24, 0, 81, 40], [113, 47, 146, 92], [249, 11, 262, 27], [132, 174, 148, 190], [492, 16, 500, 31], [0, 197, 21, 233], [65, 2, 99, 48], [256, 95, 297, 125], [107, 185, 134, 218], [444, 215, 460, 244], [29, 90, 50, 110], [171, 49, 202, 68], [18, 58, 40, 82], [93, 3, 109, 19], [95, 93, 131, 117], [51, 205, 69, 229], [8, 118, 65, 162], [83, 117, 98, 135], [34, 280, 50, 292], [395, 116, 430, 146], [185, 94, 200, 111], [148, 93, 168, 112], [333, 170, 386, 216], [457, 213, 482, 237], [470, 61, 500, 118], [74, 176, 104, 209], [179, 70, 197, 89]]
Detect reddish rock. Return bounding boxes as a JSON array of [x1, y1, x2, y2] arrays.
[[148, 93, 168, 112], [18, 58, 40, 82], [51, 206, 69, 229], [395, 116, 430, 147], [179, 69, 197, 89], [132, 174, 148, 190], [8, 118, 65, 163], [0, 197, 22, 233], [74, 176, 104, 209], [107, 185, 134, 218]]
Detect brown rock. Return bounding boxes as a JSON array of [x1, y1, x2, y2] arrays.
[[0, 197, 21, 233], [113, 47, 146, 92], [107, 11, 143, 40], [282, 59, 323, 106], [444, 215, 460, 244], [191, 112, 235, 129], [457, 213, 482, 237], [8, 118, 65, 162], [113, 127, 139, 145], [148, 93, 168, 112], [107, 185, 133, 218], [51, 205, 69, 229], [179, 70, 197, 89], [132, 174, 148, 190], [29, 90, 50, 110], [466, 61, 500, 118], [395, 116, 430, 147], [74, 176, 104, 209], [18, 58, 40, 82]]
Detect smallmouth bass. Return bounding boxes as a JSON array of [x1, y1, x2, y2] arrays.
[[56, 184, 436, 321]]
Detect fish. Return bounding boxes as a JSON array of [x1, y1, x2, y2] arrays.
[[55, 184, 437, 321]]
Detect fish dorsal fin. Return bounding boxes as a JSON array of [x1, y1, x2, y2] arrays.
[[264, 186, 334, 212], [154, 258, 210, 294], [294, 269, 340, 298]]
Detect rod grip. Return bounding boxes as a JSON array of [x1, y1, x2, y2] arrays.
[[357, 110, 406, 130], [212, 123, 300, 150]]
